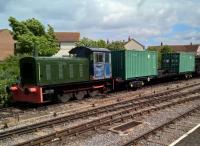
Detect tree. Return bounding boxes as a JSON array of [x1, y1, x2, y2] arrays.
[[76, 37, 125, 50], [23, 18, 45, 36], [76, 37, 107, 48], [76, 37, 93, 47], [8, 17, 29, 40], [106, 41, 125, 50], [46, 25, 57, 41], [16, 33, 35, 54], [9, 17, 59, 56], [160, 46, 174, 54], [35, 36, 59, 56], [96, 40, 107, 48]]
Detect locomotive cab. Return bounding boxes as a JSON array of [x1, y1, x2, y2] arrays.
[[70, 46, 112, 80], [20, 57, 37, 85]]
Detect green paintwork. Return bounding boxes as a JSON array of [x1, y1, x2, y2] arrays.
[[20, 57, 89, 86], [161, 53, 195, 73], [111, 50, 157, 80]]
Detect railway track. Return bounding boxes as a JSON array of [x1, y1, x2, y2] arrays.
[[0, 81, 195, 118], [123, 105, 200, 146], [0, 79, 198, 120], [0, 82, 200, 141], [13, 94, 200, 146], [1, 86, 199, 145]]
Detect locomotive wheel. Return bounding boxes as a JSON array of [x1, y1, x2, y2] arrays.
[[88, 90, 99, 97], [57, 93, 72, 103], [75, 91, 87, 100]]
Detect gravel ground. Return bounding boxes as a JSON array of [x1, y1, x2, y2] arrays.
[[1, 92, 200, 145], [46, 99, 200, 146], [144, 115, 200, 146], [0, 89, 199, 141]]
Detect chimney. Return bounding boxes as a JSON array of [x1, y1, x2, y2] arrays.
[[128, 36, 131, 41], [190, 42, 192, 46], [161, 42, 163, 46]]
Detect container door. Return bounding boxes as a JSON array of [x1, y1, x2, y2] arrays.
[[104, 53, 111, 78], [171, 54, 179, 73], [93, 52, 104, 80]]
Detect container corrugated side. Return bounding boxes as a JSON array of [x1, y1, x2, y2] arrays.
[[179, 53, 195, 73], [111, 50, 157, 80], [125, 50, 157, 80], [161, 53, 195, 73]]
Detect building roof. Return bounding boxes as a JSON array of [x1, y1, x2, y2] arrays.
[[86, 47, 110, 52], [69, 46, 110, 54], [54, 32, 80, 42], [69, 46, 110, 58], [125, 38, 145, 48], [149, 44, 200, 53]]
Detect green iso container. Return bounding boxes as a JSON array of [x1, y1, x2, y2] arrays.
[[161, 53, 195, 73], [111, 50, 157, 80], [20, 57, 89, 86]]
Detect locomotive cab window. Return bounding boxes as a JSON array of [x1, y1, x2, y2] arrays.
[[94, 53, 104, 63], [20, 62, 35, 84], [105, 53, 110, 63]]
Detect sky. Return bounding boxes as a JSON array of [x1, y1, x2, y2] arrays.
[[0, 0, 200, 47]]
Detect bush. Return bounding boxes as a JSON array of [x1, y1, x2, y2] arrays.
[[0, 55, 26, 107]]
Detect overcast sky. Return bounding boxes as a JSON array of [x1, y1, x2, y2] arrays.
[[0, 0, 200, 46]]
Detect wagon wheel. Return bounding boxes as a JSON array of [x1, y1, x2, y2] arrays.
[[75, 91, 87, 100], [57, 93, 73, 103]]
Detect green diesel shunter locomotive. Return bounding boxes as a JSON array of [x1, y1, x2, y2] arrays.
[[10, 47, 112, 103], [20, 57, 89, 86], [16, 56, 89, 103]]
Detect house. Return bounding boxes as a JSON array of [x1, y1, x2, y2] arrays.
[[149, 42, 200, 55], [0, 29, 15, 61], [54, 32, 80, 56], [124, 36, 145, 51]]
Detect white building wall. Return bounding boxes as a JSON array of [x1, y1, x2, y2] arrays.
[[60, 42, 76, 50], [196, 46, 200, 55], [124, 40, 144, 51], [54, 42, 76, 57]]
